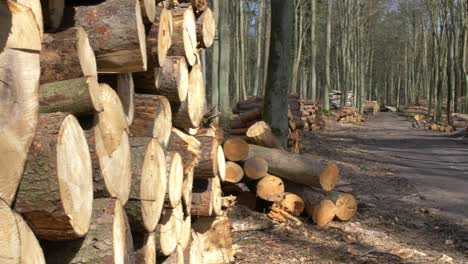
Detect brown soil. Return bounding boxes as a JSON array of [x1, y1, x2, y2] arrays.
[[233, 112, 468, 264]]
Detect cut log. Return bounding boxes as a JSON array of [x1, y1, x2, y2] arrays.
[[248, 144, 339, 191], [71, 0, 147, 73], [156, 204, 184, 256], [191, 178, 222, 217], [15, 0, 43, 38], [182, 169, 194, 216], [1, 0, 42, 51], [274, 192, 304, 217], [0, 200, 46, 264], [99, 73, 135, 126], [167, 128, 201, 175], [39, 76, 102, 115], [165, 151, 184, 208], [243, 157, 268, 180], [147, 6, 172, 67], [0, 48, 40, 205], [15, 113, 93, 240], [194, 127, 225, 180], [247, 121, 285, 150], [172, 62, 205, 128], [40, 27, 97, 84], [192, 216, 235, 264], [42, 0, 64, 30], [184, 231, 203, 264], [179, 214, 192, 250], [223, 138, 249, 161], [158, 244, 184, 264], [129, 137, 167, 232], [167, 6, 197, 66], [211, 176, 223, 216], [130, 94, 172, 149], [196, 8, 215, 48], [155, 56, 189, 103], [42, 198, 134, 264], [133, 232, 156, 264], [140, 0, 156, 23], [330, 193, 357, 221], [225, 161, 244, 183], [256, 175, 284, 202], [178, 0, 208, 13]]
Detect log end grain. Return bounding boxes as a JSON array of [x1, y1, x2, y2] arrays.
[[334, 193, 357, 221], [275, 192, 304, 217], [217, 145, 226, 181], [310, 200, 336, 227], [167, 152, 184, 208], [256, 175, 284, 202], [319, 163, 339, 191], [223, 138, 249, 162], [225, 161, 244, 183], [243, 157, 268, 180]]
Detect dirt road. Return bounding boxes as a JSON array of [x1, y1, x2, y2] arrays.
[[234, 112, 468, 264]]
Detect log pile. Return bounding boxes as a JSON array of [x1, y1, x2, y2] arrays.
[[363, 101, 380, 115], [229, 95, 304, 153], [336, 107, 366, 123], [222, 122, 357, 227], [300, 101, 326, 131], [1, 1, 235, 263]]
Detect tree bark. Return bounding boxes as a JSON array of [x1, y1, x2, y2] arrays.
[[40, 27, 97, 84], [39, 76, 102, 116], [248, 144, 339, 191], [15, 113, 93, 241], [42, 198, 134, 264], [218, 0, 231, 127], [71, 0, 147, 73], [130, 94, 172, 149]]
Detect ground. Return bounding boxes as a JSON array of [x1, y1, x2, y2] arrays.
[[232, 112, 468, 264]]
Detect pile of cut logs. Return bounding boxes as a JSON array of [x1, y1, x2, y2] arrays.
[[1, 0, 235, 263], [363, 101, 380, 115], [336, 107, 366, 123], [230, 96, 304, 153], [222, 122, 357, 227], [300, 101, 326, 131]]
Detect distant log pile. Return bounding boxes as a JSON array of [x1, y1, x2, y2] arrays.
[[0, 1, 236, 263], [230, 95, 304, 153], [363, 101, 380, 115], [337, 107, 366, 123], [222, 121, 356, 227], [300, 101, 326, 131], [402, 106, 464, 133]]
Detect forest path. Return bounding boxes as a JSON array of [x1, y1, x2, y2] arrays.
[[334, 112, 468, 217]]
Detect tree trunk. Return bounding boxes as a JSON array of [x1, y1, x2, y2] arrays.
[[0, 200, 45, 264], [196, 8, 215, 48], [167, 6, 198, 66], [246, 121, 285, 150], [130, 94, 172, 149], [248, 144, 339, 191], [194, 127, 225, 180], [42, 198, 134, 264], [40, 27, 97, 84], [129, 137, 167, 232], [39, 76, 102, 116], [167, 128, 201, 175], [218, 0, 231, 127], [71, 0, 147, 73], [99, 73, 135, 126], [172, 62, 205, 128], [263, 0, 293, 146], [15, 113, 93, 241], [0, 18, 41, 205], [223, 138, 249, 161]]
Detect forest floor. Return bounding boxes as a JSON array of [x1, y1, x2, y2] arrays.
[[232, 112, 468, 264]]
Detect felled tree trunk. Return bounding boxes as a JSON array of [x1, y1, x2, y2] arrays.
[[42, 198, 134, 264], [99, 73, 135, 126], [91, 84, 131, 204], [172, 63, 205, 129], [256, 174, 284, 202], [0, 200, 46, 264], [248, 144, 339, 191], [39, 76, 102, 116], [247, 121, 285, 150], [167, 128, 201, 175], [40, 27, 97, 84], [243, 157, 268, 180], [196, 8, 215, 48], [155, 56, 189, 103], [167, 6, 197, 66], [225, 162, 244, 183], [194, 127, 226, 180], [223, 138, 249, 161], [129, 137, 167, 232], [191, 178, 222, 217], [71, 0, 147, 72], [15, 113, 93, 240]]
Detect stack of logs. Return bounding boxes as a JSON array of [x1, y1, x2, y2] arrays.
[[0, 0, 235, 263], [222, 122, 357, 227], [229, 95, 304, 153], [300, 101, 326, 131], [336, 107, 366, 123], [363, 101, 380, 115], [403, 106, 467, 132]]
